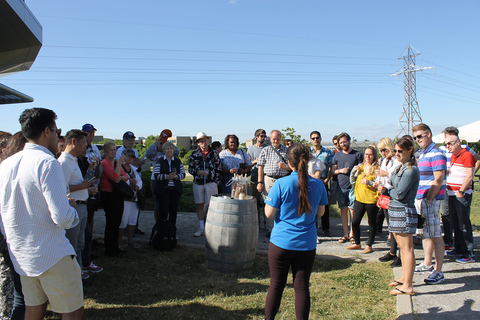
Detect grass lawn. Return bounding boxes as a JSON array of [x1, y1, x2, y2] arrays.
[[45, 247, 396, 320]]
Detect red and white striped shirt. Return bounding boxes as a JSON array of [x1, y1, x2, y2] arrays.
[[447, 148, 475, 196]]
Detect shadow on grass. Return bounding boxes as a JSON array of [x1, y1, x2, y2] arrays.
[[81, 246, 360, 308], [46, 302, 264, 320]]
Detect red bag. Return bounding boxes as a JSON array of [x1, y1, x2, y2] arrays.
[[377, 194, 390, 209]]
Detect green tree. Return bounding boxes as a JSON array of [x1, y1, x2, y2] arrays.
[[281, 127, 308, 145], [178, 145, 187, 159], [181, 149, 194, 165]]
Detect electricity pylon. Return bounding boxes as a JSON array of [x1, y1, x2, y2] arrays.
[[389, 45, 434, 138]]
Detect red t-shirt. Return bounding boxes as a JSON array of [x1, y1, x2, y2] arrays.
[[447, 149, 475, 195]]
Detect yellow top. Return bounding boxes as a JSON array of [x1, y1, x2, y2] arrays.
[[354, 164, 378, 204]]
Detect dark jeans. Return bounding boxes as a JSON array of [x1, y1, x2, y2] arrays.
[[157, 188, 181, 226], [81, 221, 93, 267], [265, 243, 315, 320], [441, 196, 453, 245], [376, 207, 385, 234], [3, 250, 25, 320], [352, 200, 377, 246], [449, 194, 474, 259], [101, 191, 124, 256]]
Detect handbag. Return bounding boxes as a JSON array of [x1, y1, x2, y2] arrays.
[[376, 194, 390, 209], [112, 180, 135, 199]]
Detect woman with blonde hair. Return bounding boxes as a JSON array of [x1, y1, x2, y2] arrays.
[[264, 143, 328, 319], [347, 145, 380, 253]]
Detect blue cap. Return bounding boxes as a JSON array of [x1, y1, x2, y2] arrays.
[[82, 123, 96, 132], [123, 131, 135, 140]]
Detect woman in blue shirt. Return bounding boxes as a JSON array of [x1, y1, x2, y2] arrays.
[[264, 143, 328, 320]]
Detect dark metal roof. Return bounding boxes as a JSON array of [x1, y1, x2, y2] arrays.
[[0, 83, 34, 104]]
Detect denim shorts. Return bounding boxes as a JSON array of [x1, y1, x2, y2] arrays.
[[336, 186, 352, 209]]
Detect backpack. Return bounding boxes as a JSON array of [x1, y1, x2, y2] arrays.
[[150, 220, 177, 251]]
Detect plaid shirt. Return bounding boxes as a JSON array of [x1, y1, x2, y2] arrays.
[[257, 144, 289, 177], [188, 147, 221, 185], [311, 146, 333, 179]]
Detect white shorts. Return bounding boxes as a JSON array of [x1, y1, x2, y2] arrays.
[[193, 182, 217, 205], [120, 201, 138, 228]]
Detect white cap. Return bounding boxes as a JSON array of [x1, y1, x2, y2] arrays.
[[195, 131, 208, 142]]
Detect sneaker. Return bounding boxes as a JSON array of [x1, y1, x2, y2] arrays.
[[118, 244, 126, 253], [424, 270, 445, 284], [379, 253, 397, 262], [389, 257, 402, 268], [81, 272, 90, 280], [446, 250, 461, 257], [415, 263, 434, 273], [82, 262, 103, 273], [445, 243, 454, 250], [127, 242, 141, 249], [194, 229, 205, 237], [456, 257, 476, 263], [134, 227, 145, 235]]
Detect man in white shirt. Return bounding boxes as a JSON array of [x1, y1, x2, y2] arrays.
[[0, 108, 84, 319], [58, 130, 95, 279]]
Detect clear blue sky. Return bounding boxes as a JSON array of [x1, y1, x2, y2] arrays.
[[2, 0, 479, 144]]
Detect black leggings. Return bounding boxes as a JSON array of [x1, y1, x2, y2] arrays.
[[352, 200, 377, 246], [265, 243, 315, 320]]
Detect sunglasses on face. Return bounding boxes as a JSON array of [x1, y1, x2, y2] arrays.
[[445, 140, 458, 147], [414, 133, 427, 141], [380, 149, 387, 153], [394, 149, 403, 154], [311, 137, 320, 140], [258, 135, 266, 138]]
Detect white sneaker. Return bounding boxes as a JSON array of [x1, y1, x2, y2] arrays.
[[194, 229, 205, 237]]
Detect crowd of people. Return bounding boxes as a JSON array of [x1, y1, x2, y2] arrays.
[[0, 107, 478, 319]]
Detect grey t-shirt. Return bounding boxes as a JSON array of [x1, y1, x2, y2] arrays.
[[247, 144, 265, 182]]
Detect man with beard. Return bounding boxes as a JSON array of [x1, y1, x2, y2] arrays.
[[257, 130, 291, 237], [248, 129, 267, 228], [332, 132, 363, 243], [0, 108, 83, 319]]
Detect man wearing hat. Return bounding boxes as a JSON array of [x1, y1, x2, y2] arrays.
[[188, 132, 221, 237], [116, 131, 146, 168], [145, 129, 180, 162], [82, 123, 102, 162]]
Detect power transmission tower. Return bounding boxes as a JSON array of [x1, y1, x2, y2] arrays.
[[389, 45, 434, 138]]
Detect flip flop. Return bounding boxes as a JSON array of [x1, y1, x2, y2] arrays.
[[390, 288, 415, 296], [389, 280, 403, 287], [338, 236, 349, 243]]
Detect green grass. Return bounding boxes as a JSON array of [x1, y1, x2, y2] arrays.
[[470, 191, 480, 227], [45, 247, 396, 320]]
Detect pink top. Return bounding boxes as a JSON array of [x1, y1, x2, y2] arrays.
[[100, 158, 128, 192]]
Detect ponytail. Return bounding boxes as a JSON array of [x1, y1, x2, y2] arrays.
[[287, 143, 312, 216]]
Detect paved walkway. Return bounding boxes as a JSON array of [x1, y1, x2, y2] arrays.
[[92, 209, 480, 319]]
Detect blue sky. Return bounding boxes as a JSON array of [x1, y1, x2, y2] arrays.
[[2, 0, 479, 144]]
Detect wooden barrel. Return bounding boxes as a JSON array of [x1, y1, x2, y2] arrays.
[[205, 195, 259, 273]]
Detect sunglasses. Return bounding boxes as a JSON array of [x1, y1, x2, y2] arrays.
[[394, 149, 403, 154], [258, 135, 266, 138], [445, 140, 458, 147], [380, 149, 387, 153], [414, 133, 427, 141], [311, 137, 320, 140]]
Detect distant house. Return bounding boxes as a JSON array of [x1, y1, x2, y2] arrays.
[[168, 136, 212, 152]]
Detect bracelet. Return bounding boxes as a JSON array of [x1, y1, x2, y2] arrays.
[[258, 181, 264, 184]]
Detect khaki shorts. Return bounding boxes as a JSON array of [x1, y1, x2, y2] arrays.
[[20, 255, 84, 313], [193, 182, 218, 205]]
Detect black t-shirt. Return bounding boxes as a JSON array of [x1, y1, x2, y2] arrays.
[[333, 149, 363, 189]]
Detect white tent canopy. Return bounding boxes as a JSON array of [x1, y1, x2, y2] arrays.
[[432, 120, 480, 144]]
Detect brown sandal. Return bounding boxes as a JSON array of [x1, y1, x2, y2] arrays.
[[338, 236, 349, 243]]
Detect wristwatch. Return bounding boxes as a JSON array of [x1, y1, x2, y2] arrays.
[[458, 190, 464, 195]]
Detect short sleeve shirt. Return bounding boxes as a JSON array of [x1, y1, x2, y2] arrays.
[[265, 172, 328, 251], [311, 146, 334, 179], [332, 149, 363, 189], [416, 142, 447, 200], [257, 145, 289, 177], [447, 149, 475, 195]]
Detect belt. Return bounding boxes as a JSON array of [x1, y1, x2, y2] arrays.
[[75, 200, 87, 205], [266, 175, 284, 179]]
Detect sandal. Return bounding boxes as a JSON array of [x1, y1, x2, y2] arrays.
[[390, 288, 415, 296], [350, 238, 356, 245], [389, 280, 403, 287], [338, 236, 349, 243]]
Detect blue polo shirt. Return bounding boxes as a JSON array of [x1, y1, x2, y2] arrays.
[[265, 172, 328, 251]]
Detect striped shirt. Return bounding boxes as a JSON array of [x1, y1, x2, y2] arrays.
[[416, 142, 447, 200], [447, 149, 475, 196], [0, 143, 78, 277]]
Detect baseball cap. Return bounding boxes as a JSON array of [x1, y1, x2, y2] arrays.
[[82, 124, 96, 132], [123, 131, 135, 140], [122, 149, 136, 157], [160, 129, 172, 142]]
